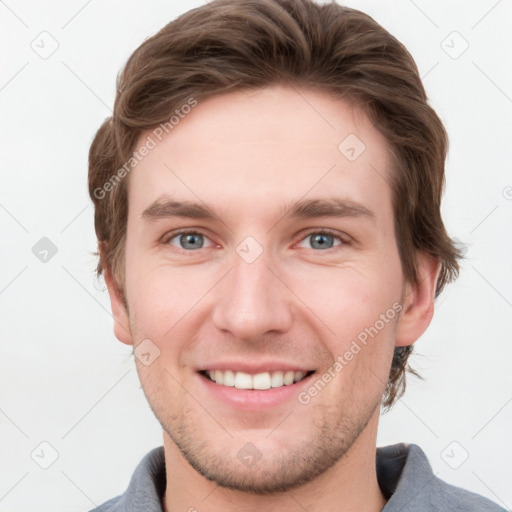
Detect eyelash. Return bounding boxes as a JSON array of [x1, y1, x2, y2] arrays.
[[162, 229, 215, 251], [296, 229, 348, 250], [162, 228, 349, 254]]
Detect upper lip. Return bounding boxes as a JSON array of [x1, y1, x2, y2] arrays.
[[197, 360, 314, 374]]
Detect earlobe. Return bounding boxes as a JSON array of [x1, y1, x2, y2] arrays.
[[395, 254, 440, 347], [104, 269, 133, 345]]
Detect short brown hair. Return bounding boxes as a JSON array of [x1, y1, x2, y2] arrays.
[[88, 0, 461, 409]]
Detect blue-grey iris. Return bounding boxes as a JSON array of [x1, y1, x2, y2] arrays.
[[180, 233, 204, 250], [309, 233, 334, 250]]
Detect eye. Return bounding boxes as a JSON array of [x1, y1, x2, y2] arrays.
[[165, 231, 214, 251], [297, 231, 345, 250]]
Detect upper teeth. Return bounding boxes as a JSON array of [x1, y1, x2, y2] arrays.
[[206, 370, 307, 390]]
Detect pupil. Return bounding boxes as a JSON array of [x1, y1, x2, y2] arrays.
[[181, 233, 203, 250], [311, 234, 333, 249]]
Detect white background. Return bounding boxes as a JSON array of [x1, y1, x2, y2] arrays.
[[0, 1, 511, 511]]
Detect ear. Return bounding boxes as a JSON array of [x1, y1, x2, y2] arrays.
[[395, 253, 440, 347], [104, 268, 133, 345]]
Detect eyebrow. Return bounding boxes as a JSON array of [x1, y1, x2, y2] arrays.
[[283, 197, 375, 222], [142, 199, 216, 221], [141, 197, 375, 223]]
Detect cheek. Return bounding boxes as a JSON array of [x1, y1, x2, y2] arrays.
[[125, 262, 222, 359], [291, 258, 402, 394], [293, 261, 402, 337]]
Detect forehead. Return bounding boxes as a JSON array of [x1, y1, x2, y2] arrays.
[[128, 85, 393, 226]]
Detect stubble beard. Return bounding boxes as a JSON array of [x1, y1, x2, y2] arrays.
[[145, 386, 382, 495]]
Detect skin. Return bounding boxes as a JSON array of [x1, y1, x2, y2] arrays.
[[105, 85, 439, 512]]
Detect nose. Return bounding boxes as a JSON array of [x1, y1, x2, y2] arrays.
[[211, 248, 293, 342]]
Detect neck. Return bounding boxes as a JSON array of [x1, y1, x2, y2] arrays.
[[162, 410, 387, 512]]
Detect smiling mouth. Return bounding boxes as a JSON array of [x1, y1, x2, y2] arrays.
[[199, 369, 315, 390]]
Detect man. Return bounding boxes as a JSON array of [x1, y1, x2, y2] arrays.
[[87, 0, 505, 510]]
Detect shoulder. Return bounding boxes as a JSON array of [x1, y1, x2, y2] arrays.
[[88, 446, 166, 512], [89, 495, 123, 512], [430, 477, 507, 511], [378, 443, 507, 512]]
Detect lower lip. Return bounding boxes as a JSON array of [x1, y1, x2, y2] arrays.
[[198, 372, 315, 411]]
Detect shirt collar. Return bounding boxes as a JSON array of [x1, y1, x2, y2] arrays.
[[110, 443, 434, 511]]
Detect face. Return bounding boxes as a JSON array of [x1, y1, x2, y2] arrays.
[[108, 85, 432, 493]]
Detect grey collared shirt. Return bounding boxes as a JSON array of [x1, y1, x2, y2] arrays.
[[89, 443, 506, 511]]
